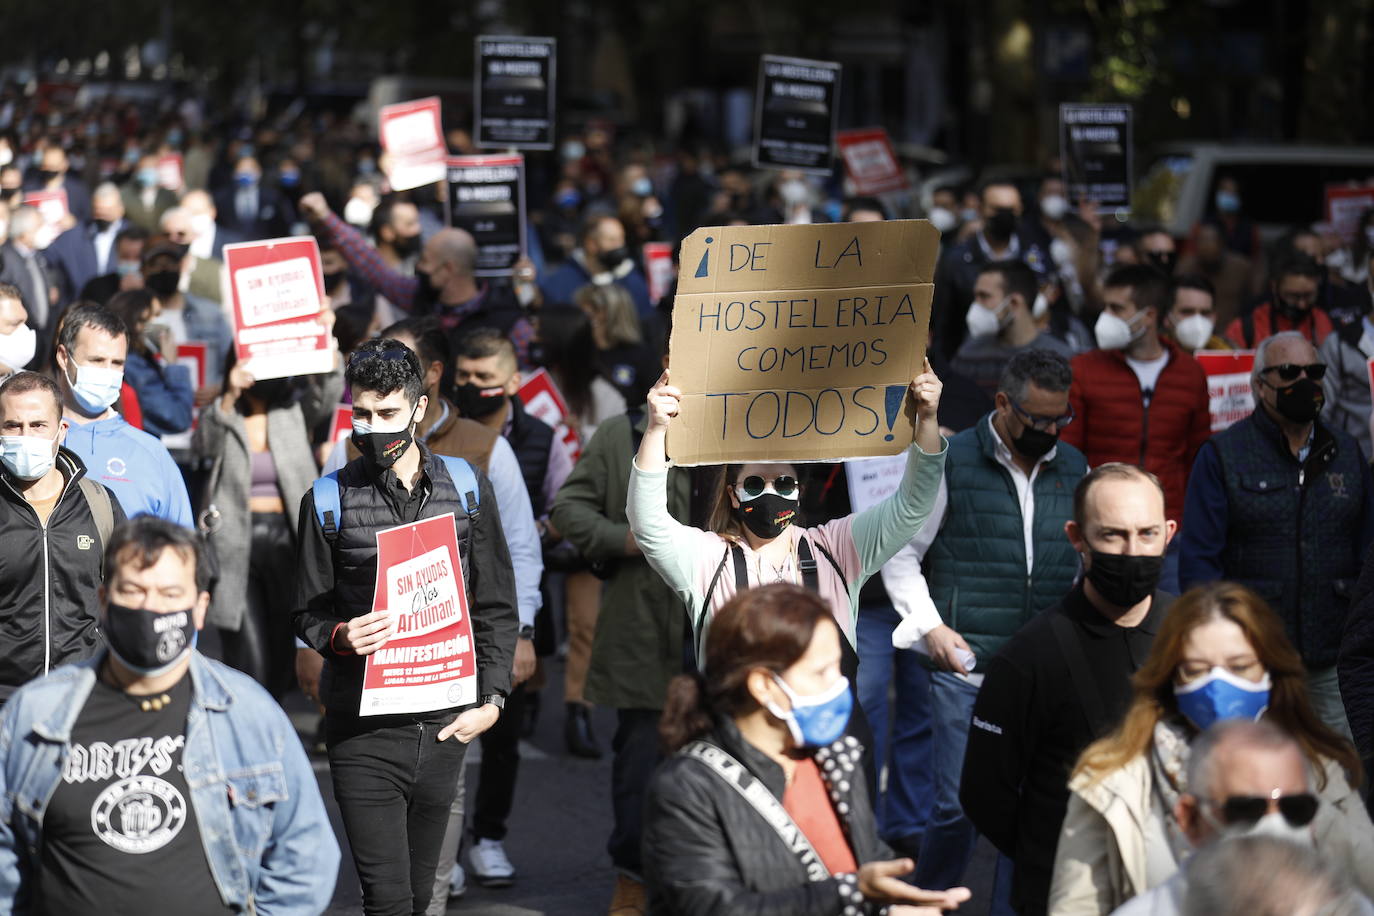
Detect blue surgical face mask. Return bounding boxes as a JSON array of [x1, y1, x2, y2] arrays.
[[1174, 666, 1271, 731], [234, 172, 257, 188], [1215, 190, 1241, 214], [0, 430, 60, 481], [65, 361, 124, 414], [766, 673, 852, 749], [631, 176, 653, 197]]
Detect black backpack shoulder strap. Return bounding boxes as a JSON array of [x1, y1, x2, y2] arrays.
[[797, 536, 847, 595], [1048, 607, 1108, 734], [703, 543, 732, 612], [731, 544, 748, 593]]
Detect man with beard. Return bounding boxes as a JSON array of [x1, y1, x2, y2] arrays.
[[539, 213, 652, 318]]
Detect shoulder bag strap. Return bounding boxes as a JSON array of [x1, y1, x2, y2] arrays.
[[1048, 608, 1108, 734], [702, 544, 732, 612], [679, 741, 829, 882]]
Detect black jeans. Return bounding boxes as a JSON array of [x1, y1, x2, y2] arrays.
[[470, 683, 527, 841], [607, 708, 662, 877], [220, 511, 296, 698], [328, 717, 468, 916]]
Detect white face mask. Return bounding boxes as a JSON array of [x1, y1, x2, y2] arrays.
[[188, 212, 214, 239], [1232, 810, 1316, 848], [1173, 313, 1215, 351], [1050, 237, 1073, 268], [1032, 292, 1050, 320], [966, 298, 1011, 339], [343, 197, 375, 228], [0, 429, 59, 481], [779, 179, 810, 207], [927, 206, 957, 233], [1040, 194, 1069, 221], [1094, 310, 1145, 350], [0, 323, 36, 371]]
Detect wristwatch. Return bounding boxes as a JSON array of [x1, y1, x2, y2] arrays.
[[518, 624, 535, 641], [481, 694, 506, 710]]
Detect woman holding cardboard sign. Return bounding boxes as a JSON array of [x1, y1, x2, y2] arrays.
[[628, 359, 946, 666]]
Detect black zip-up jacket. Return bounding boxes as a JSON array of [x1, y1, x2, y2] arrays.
[[643, 717, 894, 916], [293, 445, 518, 720], [0, 448, 126, 700]]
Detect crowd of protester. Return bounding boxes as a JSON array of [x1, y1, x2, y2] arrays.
[[0, 79, 1371, 916]]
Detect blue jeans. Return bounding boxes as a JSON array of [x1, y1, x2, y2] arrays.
[[914, 670, 980, 891], [855, 603, 933, 846]]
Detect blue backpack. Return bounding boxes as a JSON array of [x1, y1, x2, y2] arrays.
[[312, 454, 481, 540]]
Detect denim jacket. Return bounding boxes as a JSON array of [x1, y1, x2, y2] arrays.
[[0, 652, 340, 915]]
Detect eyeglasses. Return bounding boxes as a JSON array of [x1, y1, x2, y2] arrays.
[[1207, 789, 1319, 829], [1260, 363, 1327, 382], [736, 475, 799, 500], [1009, 398, 1075, 431]]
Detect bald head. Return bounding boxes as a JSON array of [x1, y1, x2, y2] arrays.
[[92, 183, 125, 223], [423, 228, 477, 277], [182, 190, 215, 219]]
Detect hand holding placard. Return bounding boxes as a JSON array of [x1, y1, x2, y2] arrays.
[[334, 610, 397, 656]]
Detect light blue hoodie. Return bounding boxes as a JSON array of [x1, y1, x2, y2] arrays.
[[63, 415, 193, 528]]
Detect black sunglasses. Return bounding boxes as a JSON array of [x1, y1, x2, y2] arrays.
[[1211, 791, 1319, 829], [736, 475, 799, 500], [1261, 363, 1327, 382]]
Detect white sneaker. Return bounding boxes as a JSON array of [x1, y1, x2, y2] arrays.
[[448, 863, 466, 898], [468, 838, 516, 887]]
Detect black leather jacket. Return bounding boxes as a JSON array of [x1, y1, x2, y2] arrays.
[[643, 717, 893, 916]]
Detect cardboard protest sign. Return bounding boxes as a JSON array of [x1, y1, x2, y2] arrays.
[[753, 55, 841, 175], [1326, 186, 1374, 244], [157, 153, 184, 191], [518, 368, 581, 464], [379, 97, 448, 191], [475, 35, 556, 150], [159, 342, 209, 451], [667, 220, 938, 466], [360, 513, 478, 715], [446, 154, 526, 277], [845, 454, 907, 513], [643, 242, 675, 307], [837, 128, 908, 196], [1060, 103, 1133, 210], [222, 236, 334, 381], [23, 190, 68, 249], [1195, 350, 1255, 432]]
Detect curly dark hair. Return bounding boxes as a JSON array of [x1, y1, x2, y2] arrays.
[[345, 337, 424, 405]]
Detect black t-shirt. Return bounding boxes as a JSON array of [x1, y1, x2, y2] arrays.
[[38, 672, 232, 916]]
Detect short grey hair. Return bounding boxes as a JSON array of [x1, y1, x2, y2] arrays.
[[159, 206, 187, 231], [1252, 330, 1317, 390], [1185, 719, 1307, 803], [997, 348, 1073, 402], [92, 181, 121, 203], [1182, 835, 1371, 916], [8, 205, 39, 243]]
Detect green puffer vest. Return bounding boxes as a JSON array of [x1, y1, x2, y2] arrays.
[[924, 415, 1086, 664]]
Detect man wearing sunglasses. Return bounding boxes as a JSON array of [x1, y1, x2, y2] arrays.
[[1181, 331, 1374, 739], [1115, 719, 1317, 915]]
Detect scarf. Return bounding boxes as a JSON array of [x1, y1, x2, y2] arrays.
[[1150, 717, 1195, 862]]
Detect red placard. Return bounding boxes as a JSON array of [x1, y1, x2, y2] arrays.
[[221, 236, 333, 381], [380, 97, 448, 191], [643, 241, 674, 306], [157, 153, 185, 191], [836, 128, 908, 196], [330, 404, 353, 445], [518, 368, 581, 463], [360, 513, 477, 716], [1326, 186, 1374, 244], [23, 189, 68, 249], [176, 342, 208, 390], [1195, 350, 1255, 432]]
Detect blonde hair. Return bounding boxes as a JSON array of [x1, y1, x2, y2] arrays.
[[574, 283, 642, 348]]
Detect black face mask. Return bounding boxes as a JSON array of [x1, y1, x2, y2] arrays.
[[322, 269, 348, 292], [105, 603, 197, 676], [1271, 377, 1324, 424], [144, 270, 180, 298], [1012, 425, 1059, 460], [36, 169, 60, 184], [91, 218, 113, 233], [1086, 551, 1164, 608], [353, 422, 415, 471], [734, 494, 799, 540], [392, 234, 422, 257], [1146, 250, 1178, 275], [453, 381, 508, 419], [599, 246, 629, 270], [985, 208, 1018, 242], [1273, 296, 1311, 322]]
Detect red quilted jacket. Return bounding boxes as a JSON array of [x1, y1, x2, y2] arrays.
[[1062, 339, 1212, 524]]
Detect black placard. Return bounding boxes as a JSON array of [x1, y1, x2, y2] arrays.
[[752, 54, 841, 175], [1059, 103, 1133, 210], [475, 35, 556, 150], [446, 154, 527, 277]]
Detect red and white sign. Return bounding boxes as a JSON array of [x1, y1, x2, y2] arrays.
[[1325, 185, 1374, 244], [158, 153, 185, 191], [23, 189, 68, 249], [518, 368, 581, 463], [360, 513, 478, 716], [159, 342, 210, 451], [1195, 350, 1255, 432], [836, 128, 907, 196], [222, 236, 334, 381], [643, 242, 674, 306], [380, 97, 448, 191], [330, 404, 353, 445]]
